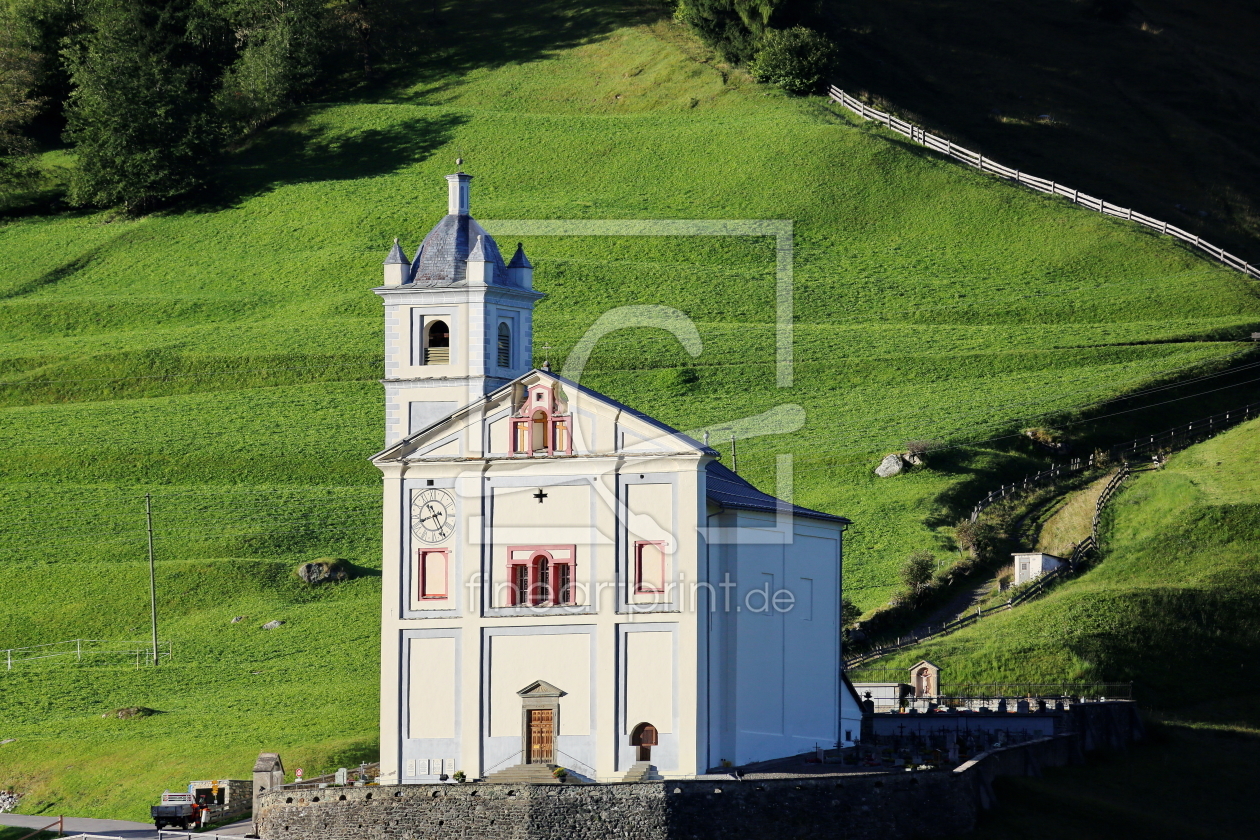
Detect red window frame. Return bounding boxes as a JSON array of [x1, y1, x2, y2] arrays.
[[634, 541, 667, 594], [418, 548, 449, 600], [506, 546, 576, 606]]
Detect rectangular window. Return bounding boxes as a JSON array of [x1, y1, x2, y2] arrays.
[[634, 541, 666, 593], [557, 563, 572, 605], [511, 564, 528, 606], [511, 420, 530, 454], [553, 419, 570, 453], [419, 549, 448, 599]]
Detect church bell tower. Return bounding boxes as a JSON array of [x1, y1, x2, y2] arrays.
[[375, 170, 544, 446]]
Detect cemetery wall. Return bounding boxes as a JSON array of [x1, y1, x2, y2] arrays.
[[255, 771, 972, 840], [255, 702, 1142, 840]]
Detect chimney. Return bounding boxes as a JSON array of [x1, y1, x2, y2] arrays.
[[445, 172, 472, 216]]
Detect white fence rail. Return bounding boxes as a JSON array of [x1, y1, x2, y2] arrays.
[[3, 638, 172, 669], [829, 87, 1260, 281]]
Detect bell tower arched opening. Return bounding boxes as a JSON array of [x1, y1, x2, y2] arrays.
[[425, 320, 450, 365]]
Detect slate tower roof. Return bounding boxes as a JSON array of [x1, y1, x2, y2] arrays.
[[407, 171, 513, 287]]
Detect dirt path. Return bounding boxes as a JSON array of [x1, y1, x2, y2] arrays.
[[908, 576, 994, 636]]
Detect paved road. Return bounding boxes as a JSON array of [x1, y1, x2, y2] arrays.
[[0, 815, 255, 839], [0, 814, 155, 838]]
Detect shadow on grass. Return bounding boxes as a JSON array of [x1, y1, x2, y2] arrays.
[[922, 446, 1044, 529], [192, 0, 668, 211], [192, 111, 469, 212], [371, 0, 667, 104]]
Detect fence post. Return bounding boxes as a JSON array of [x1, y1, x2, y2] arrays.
[[76, 639, 81, 662]]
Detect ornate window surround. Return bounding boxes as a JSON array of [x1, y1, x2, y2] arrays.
[[506, 545, 577, 607]]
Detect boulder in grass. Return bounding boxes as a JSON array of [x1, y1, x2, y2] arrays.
[[261, 620, 285, 630], [875, 453, 908, 477], [297, 558, 351, 585], [230, 616, 246, 624], [105, 707, 156, 719]]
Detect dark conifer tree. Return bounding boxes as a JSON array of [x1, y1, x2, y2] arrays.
[[64, 0, 232, 212]]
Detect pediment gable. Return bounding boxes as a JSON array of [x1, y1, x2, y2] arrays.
[[372, 370, 715, 463], [517, 680, 566, 698]]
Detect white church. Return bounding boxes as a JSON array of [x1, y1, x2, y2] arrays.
[[372, 170, 861, 784]]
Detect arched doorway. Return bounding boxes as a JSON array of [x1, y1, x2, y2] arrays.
[[531, 410, 548, 452], [425, 320, 449, 365], [630, 722, 658, 762]]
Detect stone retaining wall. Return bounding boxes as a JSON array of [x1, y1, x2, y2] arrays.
[[256, 702, 1143, 840], [257, 772, 971, 840]]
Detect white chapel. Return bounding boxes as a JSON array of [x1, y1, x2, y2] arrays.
[[372, 171, 861, 784]]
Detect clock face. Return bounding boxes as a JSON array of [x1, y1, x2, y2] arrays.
[[411, 488, 456, 544]]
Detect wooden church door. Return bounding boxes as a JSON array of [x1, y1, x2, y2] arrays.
[[528, 708, 554, 764]]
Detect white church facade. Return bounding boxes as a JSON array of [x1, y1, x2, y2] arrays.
[[373, 171, 860, 784]]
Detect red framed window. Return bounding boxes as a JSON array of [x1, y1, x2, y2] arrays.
[[418, 549, 449, 600], [634, 541, 667, 594], [507, 547, 576, 606]]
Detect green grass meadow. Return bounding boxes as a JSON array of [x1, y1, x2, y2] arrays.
[[1, 0, 1259, 819]]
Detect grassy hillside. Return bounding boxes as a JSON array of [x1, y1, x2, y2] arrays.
[[868, 416, 1260, 715], [1, 0, 1259, 818], [886, 418, 1260, 837]]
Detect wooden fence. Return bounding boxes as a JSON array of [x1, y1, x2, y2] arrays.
[[828, 87, 1260, 281], [968, 398, 1260, 522]]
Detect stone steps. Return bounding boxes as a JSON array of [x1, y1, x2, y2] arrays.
[[620, 762, 662, 783], [481, 763, 565, 784]]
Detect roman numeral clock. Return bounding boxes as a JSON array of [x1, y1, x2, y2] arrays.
[[411, 489, 455, 544]]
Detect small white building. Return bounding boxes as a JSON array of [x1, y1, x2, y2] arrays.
[[373, 170, 861, 784], [1012, 552, 1064, 586]]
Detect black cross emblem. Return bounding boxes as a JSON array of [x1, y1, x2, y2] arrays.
[[533, 488, 548, 503]]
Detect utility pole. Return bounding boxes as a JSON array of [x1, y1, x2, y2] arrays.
[[145, 494, 159, 666], [731, 434, 738, 474]]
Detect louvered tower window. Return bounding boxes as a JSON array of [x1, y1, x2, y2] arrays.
[[497, 322, 511, 368], [425, 320, 450, 365]]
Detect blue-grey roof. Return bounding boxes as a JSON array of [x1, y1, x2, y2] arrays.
[[410, 214, 510, 287], [507, 242, 532, 269], [384, 239, 409, 265], [705, 460, 851, 525]]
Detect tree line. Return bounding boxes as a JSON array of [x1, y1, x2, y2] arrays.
[[0, 0, 420, 214], [672, 0, 839, 96]]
